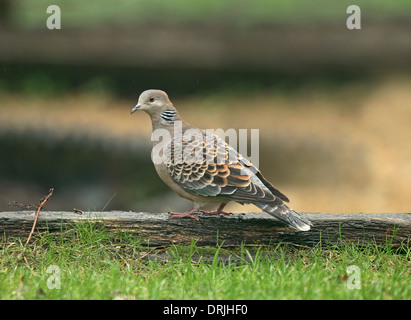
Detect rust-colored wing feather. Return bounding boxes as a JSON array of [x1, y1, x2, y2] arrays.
[[165, 132, 288, 205]]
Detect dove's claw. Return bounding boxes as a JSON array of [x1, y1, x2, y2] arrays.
[[169, 208, 200, 221], [198, 203, 231, 216]]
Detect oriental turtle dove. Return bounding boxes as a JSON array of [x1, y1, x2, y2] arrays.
[[131, 89, 312, 231]]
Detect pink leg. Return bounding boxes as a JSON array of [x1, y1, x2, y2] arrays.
[[198, 203, 231, 216], [169, 208, 200, 221]]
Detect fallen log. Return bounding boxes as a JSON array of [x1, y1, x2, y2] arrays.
[[0, 211, 410, 248]]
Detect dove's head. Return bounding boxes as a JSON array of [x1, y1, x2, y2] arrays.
[[131, 89, 175, 117]]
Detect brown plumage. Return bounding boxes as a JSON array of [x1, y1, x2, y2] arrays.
[[131, 89, 312, 231]]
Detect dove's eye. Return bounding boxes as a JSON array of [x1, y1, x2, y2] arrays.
[[149, 97, 155, 102]]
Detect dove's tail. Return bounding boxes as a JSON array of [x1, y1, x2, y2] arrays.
[[255, 203, 312, 231]]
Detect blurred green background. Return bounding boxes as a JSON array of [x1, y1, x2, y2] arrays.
[[1, 0, 411, 214]]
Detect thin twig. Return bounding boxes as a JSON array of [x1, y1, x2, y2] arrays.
[[73, 208, 84, 215], [25, 188, 54, 247], [8, 201, 38, 210], [21, 188, 54, 267]]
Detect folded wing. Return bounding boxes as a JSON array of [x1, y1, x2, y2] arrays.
[[165, 133, 289, 206]]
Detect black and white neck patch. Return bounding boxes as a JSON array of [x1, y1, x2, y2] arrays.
[[160, 109, 177, 123]]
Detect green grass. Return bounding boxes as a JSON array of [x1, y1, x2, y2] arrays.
[[0, 221, 410, 299]]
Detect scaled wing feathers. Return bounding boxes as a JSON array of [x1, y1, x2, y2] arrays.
[[165, 132, 288, 205]]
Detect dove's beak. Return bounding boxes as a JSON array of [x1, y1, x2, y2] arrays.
[[131, 104, 142, 114]]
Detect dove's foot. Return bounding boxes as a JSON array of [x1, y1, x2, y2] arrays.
[[198, 203, 231, 216], [169, 208, 200, 221]]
